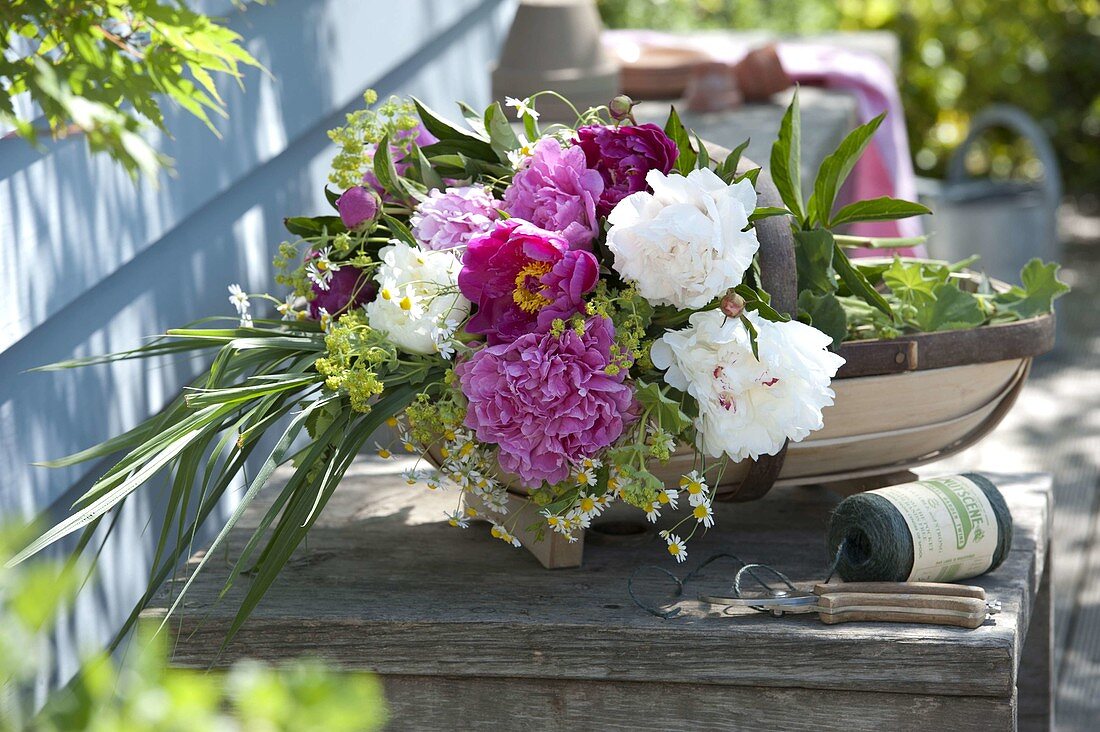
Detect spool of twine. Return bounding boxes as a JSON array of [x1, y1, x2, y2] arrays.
[[826, 472, 1013, 582]]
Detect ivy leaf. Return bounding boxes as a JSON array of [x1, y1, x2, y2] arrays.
[[663, 106, 697, 174], [793, 229, 837, 295], [833, 241, 893, 318], [769, 88, 804, 224], [809, 112, 885, 227], [798, 290, 848, 347], [634, 380, 692, 434], [829, 196, 931, 228], [994, 258, 1070, 319], [912, 282, 985, 332], [484, 101, 521, 164]]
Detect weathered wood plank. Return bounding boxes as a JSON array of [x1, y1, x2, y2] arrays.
[[146, 467, 1050, 704], [379, 675, 1016, 732]]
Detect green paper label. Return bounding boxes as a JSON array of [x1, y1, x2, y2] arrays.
[[872, 475, 999, 582]]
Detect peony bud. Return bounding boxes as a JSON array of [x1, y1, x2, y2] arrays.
[[336, 186, 381, 230], [608, 94, 637, 123], [720, 292, 746, 318]]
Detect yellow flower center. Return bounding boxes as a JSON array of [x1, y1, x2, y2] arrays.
[[687, 481, 703, 495], [657, 492, 670, 504], [668, 544, 681, 556], [399, 296, 413, 311], [693, 505, 709, 520], [579, 497, 596, 513], [512, 261, 554, 313]]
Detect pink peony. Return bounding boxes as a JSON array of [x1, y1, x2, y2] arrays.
[[411, 185, 501, 251], [456, 316, 634, 486], [459, 219, 598, 344], [575, 123, 679, 218], [308, 265, 377, 319], [502, 138, 604, 250]]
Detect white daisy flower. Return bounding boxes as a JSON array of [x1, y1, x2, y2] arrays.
[[574, 467, 597, 488], [680, 471, 709, 507], [575, 493, 601, 520], [228, 284, 250, 315], [446, 510, 470, 529], [693, 501, 715, 528], [238, 312, 253, 328], [665, 533, 688, 563], [276, 293, 300, 320], [505, 96, 539, 120], [644, 501, 661, 524], [490, 522, 522, 547], [657, 488, 679, 510], [305, 247, 341, 291]]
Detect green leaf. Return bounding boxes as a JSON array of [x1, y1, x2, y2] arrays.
[[484, 101, 521, 164], [829, 196, 931, 227], [734, 167, 761, 186], [769, 88, 804, 223], [912, 282, 986, 332], [809, 112, 884, 227], [381, 214, 416, 247], [883, 257, 938, 306], [694, 133, 710, 170], [793, 228, 837, 295], [994, 258, 1070, 319], [835, 234, 929, 250], [663, 106, 697, 174], [748, 206, 790, 224], [833, 241, 893, 318], [412, 144, 444, 191], [718, 139, 750, 183], [734, 283, 791, 322], [372, 132, 404, 199], [634, 380, 692, 434], [283, 216, 346, 237], [324, 186, 341, 210], [741, 314, 760, 360], [798, 290, 848, 347], [412, 97, 495, 159]]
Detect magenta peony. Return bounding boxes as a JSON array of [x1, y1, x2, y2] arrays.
[[336, 186, 380, 230], [411, 185, 501, 251], [575, 123, 679, 218], [502, 137, 604, 250], [456, 316, 634, 486], [308, 265, 377, 319], [458, 219, 598, 344]]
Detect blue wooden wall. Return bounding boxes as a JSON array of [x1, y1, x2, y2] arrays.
[[0, 0, 516, 687]]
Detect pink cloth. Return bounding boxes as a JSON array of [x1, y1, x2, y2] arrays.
[[603, 31, 926, 257]]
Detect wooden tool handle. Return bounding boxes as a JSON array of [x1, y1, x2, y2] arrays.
[[816, 593, 989, 629], [813, 582, 986, 600]]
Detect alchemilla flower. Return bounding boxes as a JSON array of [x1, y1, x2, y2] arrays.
[[458, 219, 598, 344], [503, 137, 604, 250], [456, 316, 634, 487], [606, 168, 759, 309], [411, 185, 501, 251], [651, 310, 844, 461], [575, 123, 678, 217], [365, 241, 469, 355]]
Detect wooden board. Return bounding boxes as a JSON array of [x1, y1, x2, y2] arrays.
[[144, 468, 1051, 727]]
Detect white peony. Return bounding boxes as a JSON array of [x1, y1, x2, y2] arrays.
[[606, 168, 759, 310], [365, 241, 470, 355], [650, 310, 845, 461]]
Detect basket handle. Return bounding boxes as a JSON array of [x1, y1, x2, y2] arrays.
[[721, 156, 798, 501]]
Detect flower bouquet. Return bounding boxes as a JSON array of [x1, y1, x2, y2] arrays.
[[13, 89, 1065, 641]]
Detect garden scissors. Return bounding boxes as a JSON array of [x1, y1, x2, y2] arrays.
[[701, 581, 1000, 629]]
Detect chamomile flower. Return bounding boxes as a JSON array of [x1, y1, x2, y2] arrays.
[[228, 284, 251, 315], [505, 96, 539, 120], [692, 501, 715, 528], [446, 510, 470, 529], [657, 488, 679, 510], [680, 470, 708, 507], [664, 533, 688, 563], [276, 293, 300, 320], [574, 466, 597, 487], [317, 308, 333, 332], [238, 312, 253, 328], [305, 247, 341, 291], [431, 317, 461, 359], [575, 492, 601, 520], [490, 522, 522, 547], [375, 443, 393, 460], [644, 501, 661, 523]]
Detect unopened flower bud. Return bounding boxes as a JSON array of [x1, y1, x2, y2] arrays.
[[608, 94, 636, 122], [720, 292, 746, 318], [336, 186, 381, 231]]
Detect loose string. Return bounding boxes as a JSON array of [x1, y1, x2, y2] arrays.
[[628, 540, 849, 619]]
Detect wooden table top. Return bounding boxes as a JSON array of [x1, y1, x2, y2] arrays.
[[146, 466, 1050, 700]]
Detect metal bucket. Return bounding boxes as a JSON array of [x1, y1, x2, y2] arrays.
[[919, 105, 1061, 283]]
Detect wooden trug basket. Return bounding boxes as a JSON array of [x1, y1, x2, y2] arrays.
[[448, 160, 1055, 567]]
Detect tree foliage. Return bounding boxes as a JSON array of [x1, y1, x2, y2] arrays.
[[0, 0, 261, 177]]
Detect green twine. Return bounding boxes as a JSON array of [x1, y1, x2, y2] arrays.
[[826, 472, 1013, 582]]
